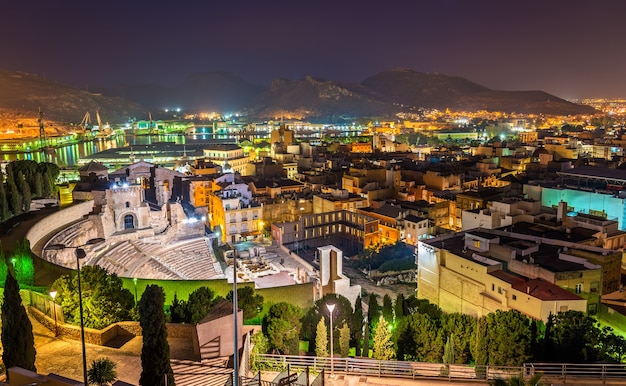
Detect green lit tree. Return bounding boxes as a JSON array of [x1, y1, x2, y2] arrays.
[[315, 318, 328, 357], [52, 265, 134, 329], [1, 269, 36, 378], [0, 250, 7, 286], [138, 285, 174, 386], [12, 239, 35, 286], [250, 332, 270, 370], [87, 357, 118, 386], [372, 317, 394, 360], [339, 322, 351, 358]]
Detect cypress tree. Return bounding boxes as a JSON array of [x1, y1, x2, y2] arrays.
[[0, 250, 7, 286], [34, 173, 43, 198], [352, 296, 363, 356], [1, 269, 37, 377], [7, 175, 22, 216], [138, 285, 174, 386], [382, 294, 393, 323], [367, 293, 379, 331], [394, 293, 407, 322], [362, 321, 370, 357], [0, 181, 9, 221], [19, 172, 31, 213], [315, 318, 328, 357]]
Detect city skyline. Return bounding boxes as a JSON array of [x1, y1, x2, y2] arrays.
[[3, 0, 626, 100]]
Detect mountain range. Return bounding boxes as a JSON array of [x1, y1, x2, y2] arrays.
[[0, 68, 596, 126]]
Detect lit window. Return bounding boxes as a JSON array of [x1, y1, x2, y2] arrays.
[[474, 240, 480, 248]]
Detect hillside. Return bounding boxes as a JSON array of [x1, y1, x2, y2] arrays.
[[361, 68, 597, 115], [0, 68, 597, 127], [0, 70, 147, 129]]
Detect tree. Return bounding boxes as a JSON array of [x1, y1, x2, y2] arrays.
[[352, 296, 363, 356], [443, 335, 455, 365], [394, 294, 407, 322], [34, 173, 43, 198], [87, 358, 118, 386], [52, 265, 134, 329], [250, 332, 270, 370], [372, 317, 394, 360], [300, 293, 353, 354], [19, 172, 31, 213], [367, 293, 380, 330], [339, 323, 351, 358], [263, 302, 302, 355], [1, 269, 36, 378], [485, 310, 532, 366], [473, 317, 488, 378], [395, 312, 443, 362], [169, 293, 187, 324], [362, 321, 370, 358], [12, 239, 35, 286], [0, 250, 7, 286], [227, 286, 264, 321], [382, 294, 393, 324], [138, 285, 174, 386], [186, 286, 219, 324], [0, 180, 9, 221], [548, 310, 602, 363], [315, 318, 328, 357]]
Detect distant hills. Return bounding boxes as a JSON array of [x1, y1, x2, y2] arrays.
[[0, 68, 596, 127]]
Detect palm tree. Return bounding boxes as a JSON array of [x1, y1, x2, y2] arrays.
[[87, 358, 118, 386]]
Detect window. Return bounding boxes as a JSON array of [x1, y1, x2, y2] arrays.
[[512, 294, 517, 301], [498, 286, 503, 294], [491, 284, 495, 291], [125, 201, 130, 208], [124, 214, 134, 229], [575, 283, 583, 294], [474, 240, 480, 248]]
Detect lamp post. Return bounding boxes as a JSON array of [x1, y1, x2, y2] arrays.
[[326, 303, 335, 378], [49, 291, 58, 337], [133, 277, 138, 304], [47, 238, 105, 386], [233, 248, 239, 386]]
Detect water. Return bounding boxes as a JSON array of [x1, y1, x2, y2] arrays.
[[0, 134, 190, 168]]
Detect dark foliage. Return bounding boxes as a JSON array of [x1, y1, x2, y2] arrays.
[[138, 285, 174, 386]]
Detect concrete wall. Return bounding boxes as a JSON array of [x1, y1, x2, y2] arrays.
[[29, 307, 194, 346], [26, 200, 94, 253]]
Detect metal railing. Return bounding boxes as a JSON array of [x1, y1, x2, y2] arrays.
[[254, 354, 626, 383]]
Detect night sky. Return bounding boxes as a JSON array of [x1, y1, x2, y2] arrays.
[[2, 0, 626, 99]]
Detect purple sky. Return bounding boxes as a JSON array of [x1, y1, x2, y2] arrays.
[[2, 0, 626, 99]]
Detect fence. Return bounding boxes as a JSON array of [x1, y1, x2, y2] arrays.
[[254, 354, 626, 383]]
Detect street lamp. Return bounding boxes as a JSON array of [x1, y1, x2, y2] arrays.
[[47, 237, 105, 386], [49, 291, 58, 337], [326, 303, 335, 378], [133, 278, 138, 304], [232, 248, 239, 386]]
